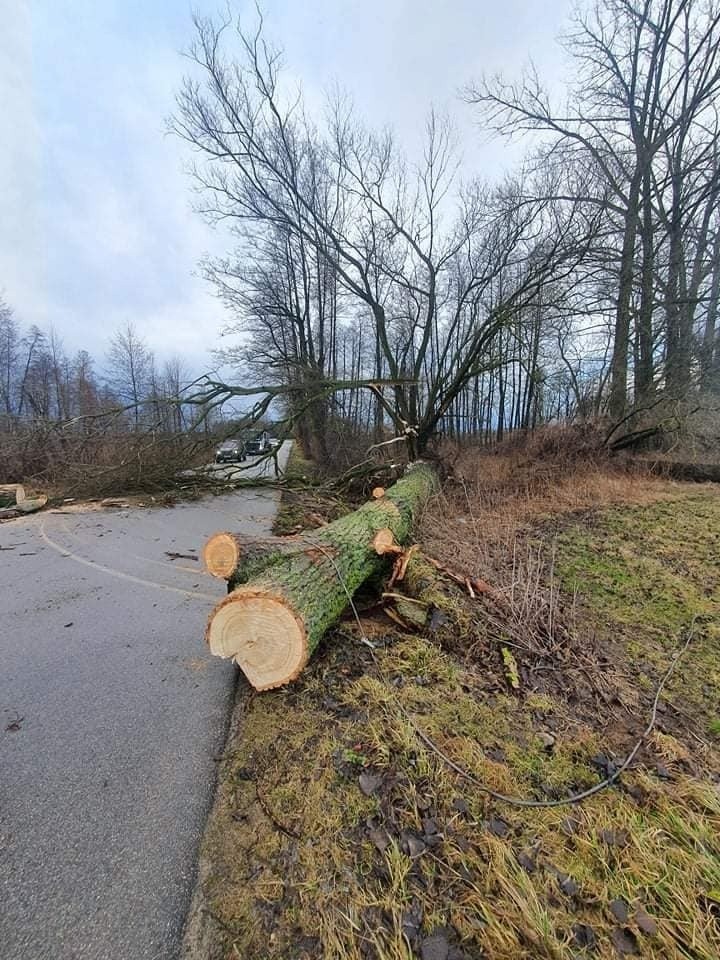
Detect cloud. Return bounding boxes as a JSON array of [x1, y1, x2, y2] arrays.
[[0, 0, 227, 373], [266, 0, 572, 170], [0, 0, 573, 376], [0, 1, 46, 320]]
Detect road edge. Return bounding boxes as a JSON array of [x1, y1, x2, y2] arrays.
[[180, 675, 246, 960], [180, 446, 293, 959]]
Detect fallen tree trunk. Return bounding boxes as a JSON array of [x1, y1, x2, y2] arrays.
[[204, 462, 438, 690], [631, 459, 720, 483], [0, 484, 26, 507]]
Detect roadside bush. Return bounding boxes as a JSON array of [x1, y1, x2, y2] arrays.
[[0, 420, 215, 498]]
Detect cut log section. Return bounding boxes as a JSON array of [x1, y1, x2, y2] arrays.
[[203, 533, 302, 581], [0, 484, 47, 518], [204, 462, 438, 690], [0, 484, 26, 506], [372, 527, 403, 556], [208, 590, 307, 689]]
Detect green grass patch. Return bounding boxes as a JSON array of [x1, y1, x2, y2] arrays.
[[557, 491, 720, 718]]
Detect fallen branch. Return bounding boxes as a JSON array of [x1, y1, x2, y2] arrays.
[[255, 782, 302, 840], [424, 555, 500, 601], [635, 459, 720, 483]]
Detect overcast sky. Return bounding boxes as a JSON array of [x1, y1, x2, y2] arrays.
[[1, 0, 572, 376]]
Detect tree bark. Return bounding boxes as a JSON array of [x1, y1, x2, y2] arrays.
[[701, 232, 720, 392], [204, 463, 438, 690], [635, 171, 656, 403], [609, 176, 642, 419]]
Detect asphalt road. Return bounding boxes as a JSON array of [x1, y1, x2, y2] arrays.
[[0, 445, 290, 960]]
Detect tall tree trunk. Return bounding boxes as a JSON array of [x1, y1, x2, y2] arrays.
[[701, 233, 720, 393], [609, 175, 642, 418], [635, 171, 656, 402], [664, 224, 690, 396]]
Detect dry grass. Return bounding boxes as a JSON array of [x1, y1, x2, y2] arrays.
[[422, 425, 683, 586], [202, 625, 720, 960]]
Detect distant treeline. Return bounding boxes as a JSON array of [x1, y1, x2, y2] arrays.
[[0, 306, 211, 433]]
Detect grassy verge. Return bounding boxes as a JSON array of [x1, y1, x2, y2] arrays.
[[196, 450, 720, 960], [272, 443, 357, 535], [557, 495, 720, 743]]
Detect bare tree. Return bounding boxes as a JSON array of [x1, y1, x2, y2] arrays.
[[172, 13, 593, 458], [466, 0, 720, 417], [17, 326, 48, 418], [700, 228, 720, 391], [0, 296, 18, 418], [161, 356, 191, 432], [72, 350, 101, 426], [106, 322, 155, 429]]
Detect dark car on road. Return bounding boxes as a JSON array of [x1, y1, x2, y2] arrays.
[[245, 434, 271, 456], [215, 440, 246, 463]]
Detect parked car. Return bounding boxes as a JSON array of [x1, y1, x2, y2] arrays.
[[215, 440, 246, 463], [245, 434, 271, 456]]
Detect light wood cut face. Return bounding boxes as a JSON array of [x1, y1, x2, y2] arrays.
[[372, 527, 402, 555], [203, 533, 238, 578], [208, 595, 307, 690]]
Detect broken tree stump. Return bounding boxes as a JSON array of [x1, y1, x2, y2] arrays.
[[204, 462, 438, 690], [383, 550, 475, 630]]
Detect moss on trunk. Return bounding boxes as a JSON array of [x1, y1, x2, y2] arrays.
[[206, 463, 439, 687]]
